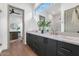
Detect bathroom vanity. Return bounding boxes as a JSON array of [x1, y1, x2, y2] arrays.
[[26, 32, 79, 56], [10, 31, 20, 40]]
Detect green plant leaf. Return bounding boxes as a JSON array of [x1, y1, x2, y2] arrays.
[[37, 19, 51, 31]]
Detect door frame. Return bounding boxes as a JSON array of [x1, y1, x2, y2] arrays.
[[7, 4, 25, 48]]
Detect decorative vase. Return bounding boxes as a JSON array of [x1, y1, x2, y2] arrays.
[[41, 30, 44, 34]]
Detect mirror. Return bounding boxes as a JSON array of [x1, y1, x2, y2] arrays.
[[33, 3, 61, 33], [64, 5, 79, 33]]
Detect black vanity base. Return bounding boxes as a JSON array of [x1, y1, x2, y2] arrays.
[[26, 33, 79, 56]]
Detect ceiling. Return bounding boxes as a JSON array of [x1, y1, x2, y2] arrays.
[[9, 5, 23, 16]]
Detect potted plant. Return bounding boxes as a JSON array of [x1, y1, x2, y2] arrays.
[[37, 19, 51, 34]]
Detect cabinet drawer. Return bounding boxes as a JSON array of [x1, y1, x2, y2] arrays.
[[57, 41, 73, 52], [57, 41, 79, 56], [57, 51, 65, 56], [57, 47, 72, 56]]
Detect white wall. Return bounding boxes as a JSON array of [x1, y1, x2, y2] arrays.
[[0, 4, 8, 52]]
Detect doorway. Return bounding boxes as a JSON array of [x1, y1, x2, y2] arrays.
[[8, 5, 24, 44]]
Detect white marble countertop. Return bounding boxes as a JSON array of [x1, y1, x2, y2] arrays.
[[27, 31, 79, 46], [9, 31, 20, 32]]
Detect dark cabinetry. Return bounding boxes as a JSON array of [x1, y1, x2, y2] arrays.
[[27, 33, 45, 55], [10, 32, 20, 40], [46, 38, 56, 56], [57, 41, 72, 56], [26, 33, 56, 56], [57, 41, 79, 56], [26, 33, 79, 56]]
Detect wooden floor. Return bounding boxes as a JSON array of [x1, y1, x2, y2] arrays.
[[0, 40, 37, 56]]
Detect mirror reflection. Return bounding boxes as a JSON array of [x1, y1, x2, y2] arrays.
[[33, 3, 61, 34]]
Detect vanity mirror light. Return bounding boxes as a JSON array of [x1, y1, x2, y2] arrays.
[[64, 5, 79, 33]]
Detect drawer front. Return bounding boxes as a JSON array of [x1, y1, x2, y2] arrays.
[[57, 41, 72, 56], [57, 47, 72, 56], [57, 41, 79, 56], [57, 51, 65, 56]]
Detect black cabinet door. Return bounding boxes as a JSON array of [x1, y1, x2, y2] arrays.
[[26, 33, 31, 47], [46, 39, 57, 56], [26, 33, 34, 48], [57, 41, 79, 56], [27, 33, 45, 55], [57, 41, 72, 56], [61, 42, 79, 56], [27, 33, 57, 56], [32, 35, 44, 56]]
